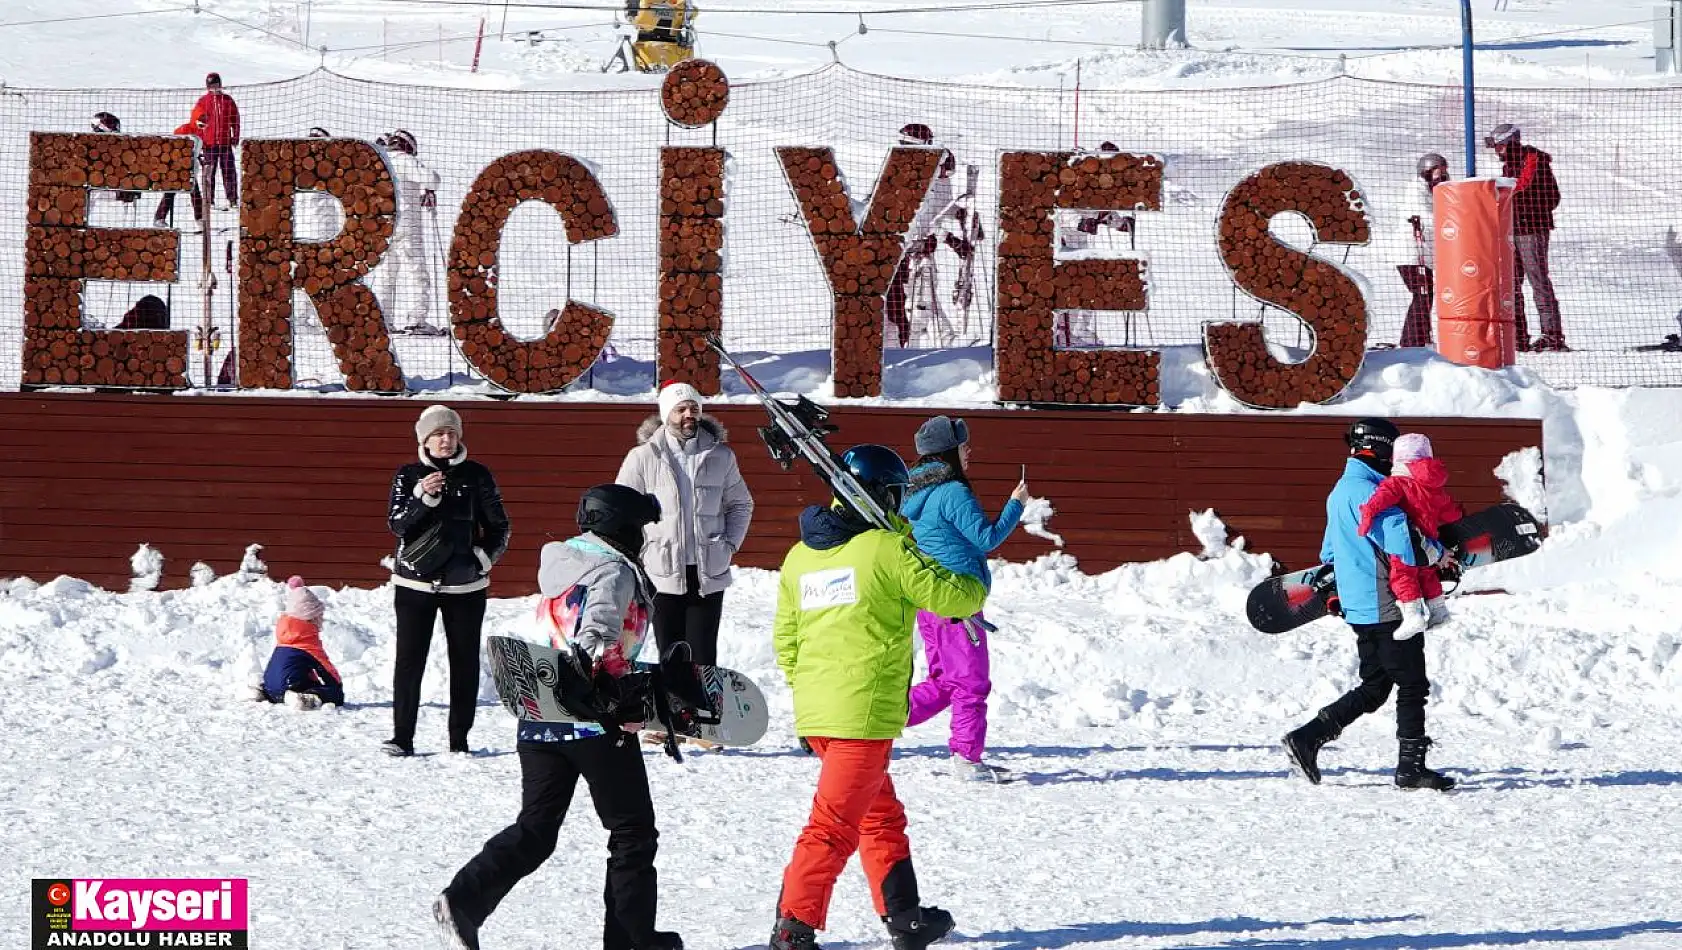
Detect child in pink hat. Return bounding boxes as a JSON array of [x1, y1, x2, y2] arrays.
[[1357, 433, 1465, 640], [249, 576, 344, 709]]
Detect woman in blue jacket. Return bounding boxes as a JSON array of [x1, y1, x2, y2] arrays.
[[900, 415, 1028, 781]]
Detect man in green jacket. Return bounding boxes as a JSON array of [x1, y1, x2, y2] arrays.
[[767, 445, 986, 950]]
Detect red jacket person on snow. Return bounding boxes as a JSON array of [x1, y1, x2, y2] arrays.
[[190, 72, 241, 209], [1487, 123, 1566, 352], [1355, 433, 1464, 641]]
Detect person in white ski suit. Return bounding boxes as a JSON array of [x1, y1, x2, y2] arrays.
[[885, 123, 983, 350], [371, 129, 441, 334], [295, 127, 346, 245]]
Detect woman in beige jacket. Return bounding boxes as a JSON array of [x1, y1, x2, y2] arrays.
[[614, 382, 754, 667]]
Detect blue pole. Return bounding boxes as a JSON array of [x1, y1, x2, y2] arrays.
[[1461, 0, 1477, 176]]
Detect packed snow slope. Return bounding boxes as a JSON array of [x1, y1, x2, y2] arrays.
[[0, 0, 1672, 89], [4, 386, 1682, 948]]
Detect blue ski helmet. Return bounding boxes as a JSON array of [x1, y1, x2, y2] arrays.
[[840, 444, 911, 514]]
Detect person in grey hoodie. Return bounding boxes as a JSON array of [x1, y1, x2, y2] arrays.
[[433, 484, 684, 950], [614, 381, 754, 668]]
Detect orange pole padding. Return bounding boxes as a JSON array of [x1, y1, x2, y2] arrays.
[[1433, 177, 1518, 368]]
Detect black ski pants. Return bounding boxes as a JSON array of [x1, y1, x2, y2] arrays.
[[392, 585, 486, 751], [1319, 619, 1431, 740], [445, 736, 662, 949], [651, 565, 725, 667]]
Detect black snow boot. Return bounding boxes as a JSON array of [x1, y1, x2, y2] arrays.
[[1282, 710, 1341, 785], [884, 906, 955, 950], [768, 915, 820, 950], [1395, 736, 1456, 791]]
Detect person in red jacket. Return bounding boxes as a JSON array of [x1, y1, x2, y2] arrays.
[[1356, 433, 1464, 641], [192, 72, 241, 209], [1487, 123, 1566, 352]]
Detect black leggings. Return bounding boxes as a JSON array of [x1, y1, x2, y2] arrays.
[[651, 565, 725, 666], [392, 585, 487, 750]]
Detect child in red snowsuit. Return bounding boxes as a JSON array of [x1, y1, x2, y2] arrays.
[[1356, 433, 1464, 641]]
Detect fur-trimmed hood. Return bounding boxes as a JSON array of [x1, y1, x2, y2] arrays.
[[906, 457, 964, 497], [635, 414, 728, 446]]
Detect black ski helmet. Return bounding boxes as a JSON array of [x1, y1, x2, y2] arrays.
[[1345, 418, 1400, 462], [91, 112, 121, 133], [307, 126, 331, 139], [898, 123, 934, 146], [839, 444, 911, 514], [1417, 152, 1447, 178], [576, 484, 661, 555]]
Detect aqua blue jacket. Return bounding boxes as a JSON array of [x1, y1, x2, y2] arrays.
[[1321, 458, 1416, 625], [900, 459, 1024, 591]]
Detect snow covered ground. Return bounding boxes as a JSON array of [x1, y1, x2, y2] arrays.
[[6, 4, 1682, 947], [4, 378, 1682, 948]]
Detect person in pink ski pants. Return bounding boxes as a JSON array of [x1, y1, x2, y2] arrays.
[[899, 415, 1029, 781]]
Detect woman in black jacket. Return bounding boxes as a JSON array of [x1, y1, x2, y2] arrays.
[[385, 405, 511, 756]]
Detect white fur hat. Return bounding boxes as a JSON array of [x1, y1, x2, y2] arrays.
[[658, 381, 703, 422], [415, 405, 463, 444]]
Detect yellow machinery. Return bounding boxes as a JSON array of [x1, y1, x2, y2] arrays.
[[605, 0, 697, 73]]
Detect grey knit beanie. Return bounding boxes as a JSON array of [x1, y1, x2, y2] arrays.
[[914, 416, 969, 457]]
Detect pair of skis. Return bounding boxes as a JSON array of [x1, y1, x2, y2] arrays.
[[702, 334, 894, 531]]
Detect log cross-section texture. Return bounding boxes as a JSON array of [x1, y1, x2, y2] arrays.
[[239, 138, 402, 392], [776, 146, 944, 398], [23, 132, 194, 389], [1208, 161, 1372, 409], [659, 147, 726, 392], [448, 150, 619, 394], [995, 150, 1164, 406], [0, 392, 1543, 596]]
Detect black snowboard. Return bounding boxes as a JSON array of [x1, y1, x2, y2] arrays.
[[1245, 502, 1543, 635]]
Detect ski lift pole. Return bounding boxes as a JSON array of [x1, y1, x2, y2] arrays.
[[1460, 0, 1477, 177]]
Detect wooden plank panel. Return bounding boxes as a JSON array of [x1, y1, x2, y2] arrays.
[[0, 392, 1543, 591]]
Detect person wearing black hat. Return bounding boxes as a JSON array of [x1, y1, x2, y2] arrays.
[[432, 483, 684, 950], [1486, 123, 1566, 352], [1280, 418, 1454, 792]]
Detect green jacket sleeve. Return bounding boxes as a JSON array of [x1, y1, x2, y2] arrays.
[[773, 551, 801, 679], [892, 533, 987, 619]]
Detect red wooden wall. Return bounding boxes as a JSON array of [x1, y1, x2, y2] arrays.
[[0, 393, 1543, 593]]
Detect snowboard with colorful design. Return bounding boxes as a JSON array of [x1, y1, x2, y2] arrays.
[[485, 635, 769, 747], [1245, 502, 1543, 635]]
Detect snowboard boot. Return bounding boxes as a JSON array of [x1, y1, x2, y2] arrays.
[[244, 684, 268, 702], [1282, 710, 1341, 785], [1395, 736, 1456, 791], [1393, 599, 1430, 641], [768, 915, 819, 950], [949, 754, 1010, 783], [1426, 596, 1451, 627], [381, 739, 413, 757], [883, 906, 955, 950], [635, 932, 684, 950], [431, 892, 480, 950]]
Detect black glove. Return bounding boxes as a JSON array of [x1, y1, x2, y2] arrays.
[[798, 737, 814, 755], [591, 669, 655, 730]]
